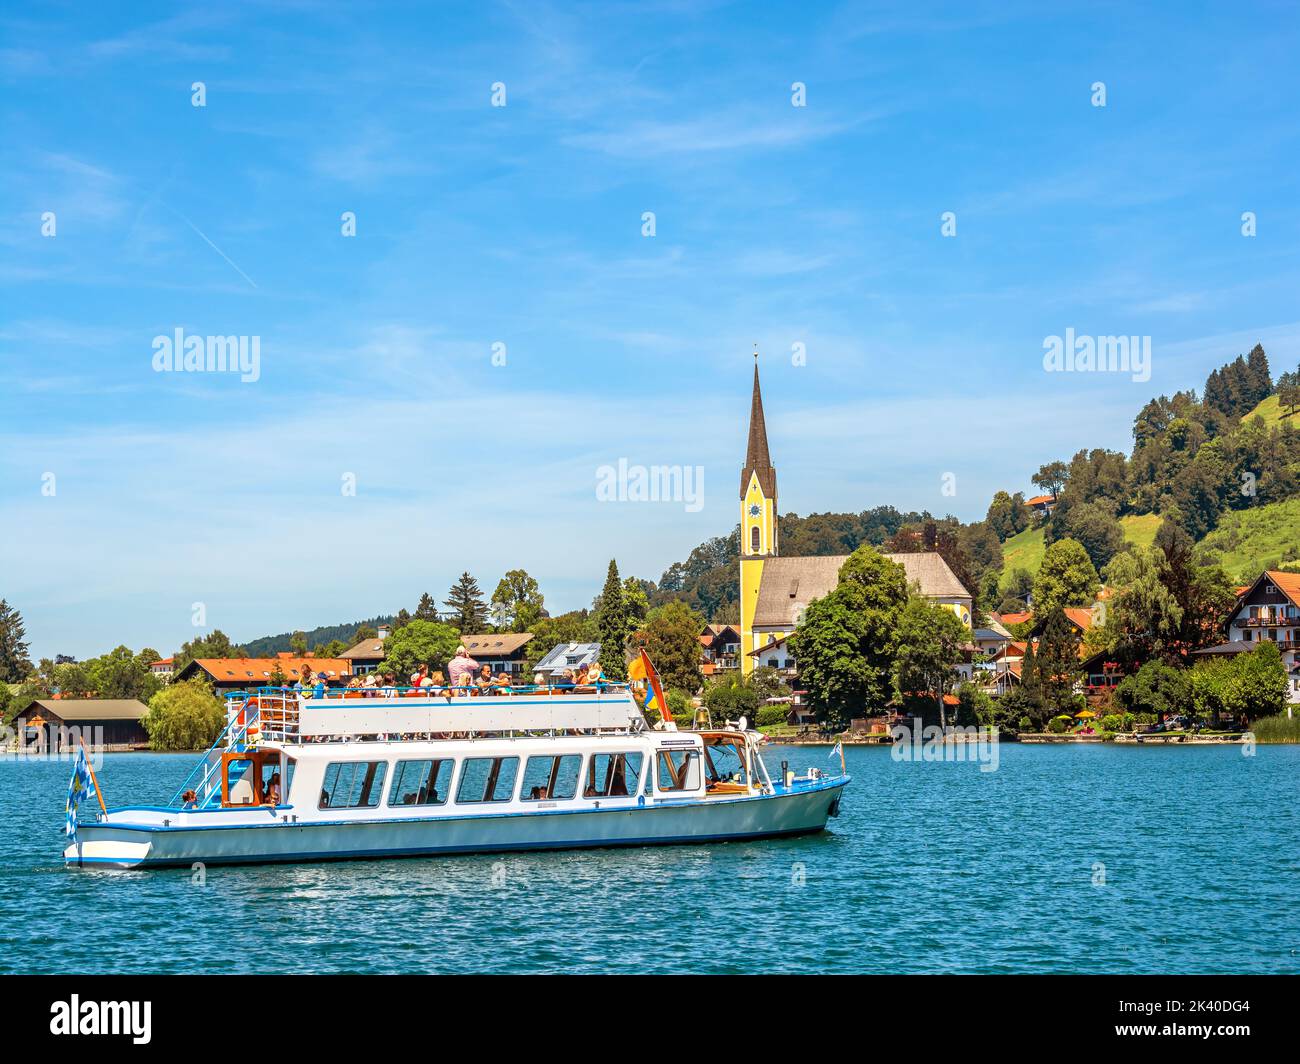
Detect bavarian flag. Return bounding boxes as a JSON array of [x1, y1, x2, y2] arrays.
[[628, 649, 670, 723], [64, 745, 95, 843]]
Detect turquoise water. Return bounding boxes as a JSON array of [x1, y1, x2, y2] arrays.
[[2, 744, 1296, 973]]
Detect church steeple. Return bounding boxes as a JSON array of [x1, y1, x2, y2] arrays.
[[740, 355, 777, 501]]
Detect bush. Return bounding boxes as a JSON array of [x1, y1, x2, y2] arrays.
[[143, 679, 225, 751], [1018, 716, 1032, 732], [1099, 712, 1135, 733], [756, 704, 788, 728], [1047, 714, 1072, 734]]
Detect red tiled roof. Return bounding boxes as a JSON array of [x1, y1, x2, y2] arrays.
[[185, 657, 351, 682], [998, 611, 1032, 626], [1026, 494, 1055, 506]]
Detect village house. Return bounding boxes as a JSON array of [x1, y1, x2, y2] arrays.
[[532, 642, 601, 682], [175, 654, 351, 691], [149, 657, 173, 681], [11, 698, 150, 752], [461, 633, 535, 678], [1195, 569, 1300, 704], [339, 624, 392, 675], [699, 623, 741, 676], [1026, 493, 1057, 518]]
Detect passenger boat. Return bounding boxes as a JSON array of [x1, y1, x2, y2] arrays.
[[62, 676, 848, 869]]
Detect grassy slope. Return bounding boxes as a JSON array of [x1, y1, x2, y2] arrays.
[[1120, 513, 1161, 551], [999, 526, 1045, 586], [1240, 393, 1300, 427], [1194, 498, 1300, 582], [999, 514, 1160, 587]]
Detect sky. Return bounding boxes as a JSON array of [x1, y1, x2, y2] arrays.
[[2, 0, 1299, 661]]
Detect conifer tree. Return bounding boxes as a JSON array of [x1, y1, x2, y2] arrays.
[[414, 592, 438, 621], [0, 599, 32, 683], [444, 573, 488, 634], [596, 560, 628, 680]]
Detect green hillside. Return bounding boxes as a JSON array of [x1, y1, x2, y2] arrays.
[[999, 526, 1045, 585], [999, 513, 1160, 587], [1120, 513, 1161, 551], [1194, 498, 1300, 582], [1241, 393, 1300, 426]]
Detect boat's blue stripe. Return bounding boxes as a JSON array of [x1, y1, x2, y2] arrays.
[[66, 823, 831, 867], [90, 777, 850, 834]]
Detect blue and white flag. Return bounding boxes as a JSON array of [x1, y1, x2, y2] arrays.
[[828, 741, 843, 762], [64, 746, 95, 843]]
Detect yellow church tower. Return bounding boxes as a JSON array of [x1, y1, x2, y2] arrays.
[[739, 353, 777, 676]]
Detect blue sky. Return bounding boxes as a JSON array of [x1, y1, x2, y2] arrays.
[[3, 0, 1298, 661]]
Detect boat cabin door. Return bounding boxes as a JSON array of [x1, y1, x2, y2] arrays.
[[221, 749, 282, 807]]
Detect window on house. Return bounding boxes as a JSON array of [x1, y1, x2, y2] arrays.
[[319, 761, 387, 809], [388, 759, 453, 806], [656, 748, 701, 792], [585, 753, 644, 797], [456, 757, 519, 803], [520, 755, 581, 801]]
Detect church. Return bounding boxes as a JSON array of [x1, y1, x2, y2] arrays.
[[738, 358, 973, 676]]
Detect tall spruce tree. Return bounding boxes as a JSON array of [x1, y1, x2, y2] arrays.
[[0, 599, 32, 682], [444, 572, 488, 634], [1246, 343, 1272, 407], [596, 559, 629, 680], [414, 592, 438, 621]]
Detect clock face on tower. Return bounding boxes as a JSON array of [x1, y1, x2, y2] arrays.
[[748, 504, 761, 516]]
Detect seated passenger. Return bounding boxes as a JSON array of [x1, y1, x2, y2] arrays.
[[587, 662, 606, 688], [264, 772, 281, 805], [181, 789, 198, 809], [475, 664, 495, 693]]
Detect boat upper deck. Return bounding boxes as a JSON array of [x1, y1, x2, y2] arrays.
[[234, 682, 649, 743]]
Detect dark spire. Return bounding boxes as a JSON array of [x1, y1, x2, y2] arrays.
[[740, 351, 777, 500]]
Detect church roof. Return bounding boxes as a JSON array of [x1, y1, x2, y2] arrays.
[[740, 361, 777, 500], [752, 552, 970, 628]]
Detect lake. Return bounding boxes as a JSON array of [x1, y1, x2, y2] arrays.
[[2, 743, 1296, 973]]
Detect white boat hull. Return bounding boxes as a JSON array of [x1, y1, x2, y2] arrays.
[[65, 780, 846, 869]]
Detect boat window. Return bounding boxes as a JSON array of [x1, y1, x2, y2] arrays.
[[389, 759, 453, 807], [456, 757, 520, 804], [703, 741, 749, 787], [520, 755, 581, 801], [585, 752, 644, 797], [655, 749, 701, 792], [319, 761, 388, 810]]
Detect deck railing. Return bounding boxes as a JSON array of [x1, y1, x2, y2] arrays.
[[219, 682, 644, 745]]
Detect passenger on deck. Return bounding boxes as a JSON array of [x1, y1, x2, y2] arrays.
[[296, 665, 314, 696], [264, 772, 281, 805], [572, 664, 590, 688], [181, 789, 198, 809], [476, 664, 497, 694], [448, 645, 478, 686], [587, 662, 606, 688]]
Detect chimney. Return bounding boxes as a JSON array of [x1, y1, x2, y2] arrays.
[[377, 624, 390, 641]]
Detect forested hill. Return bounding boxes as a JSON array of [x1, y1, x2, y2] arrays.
[[242, 615, 395, 656]]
